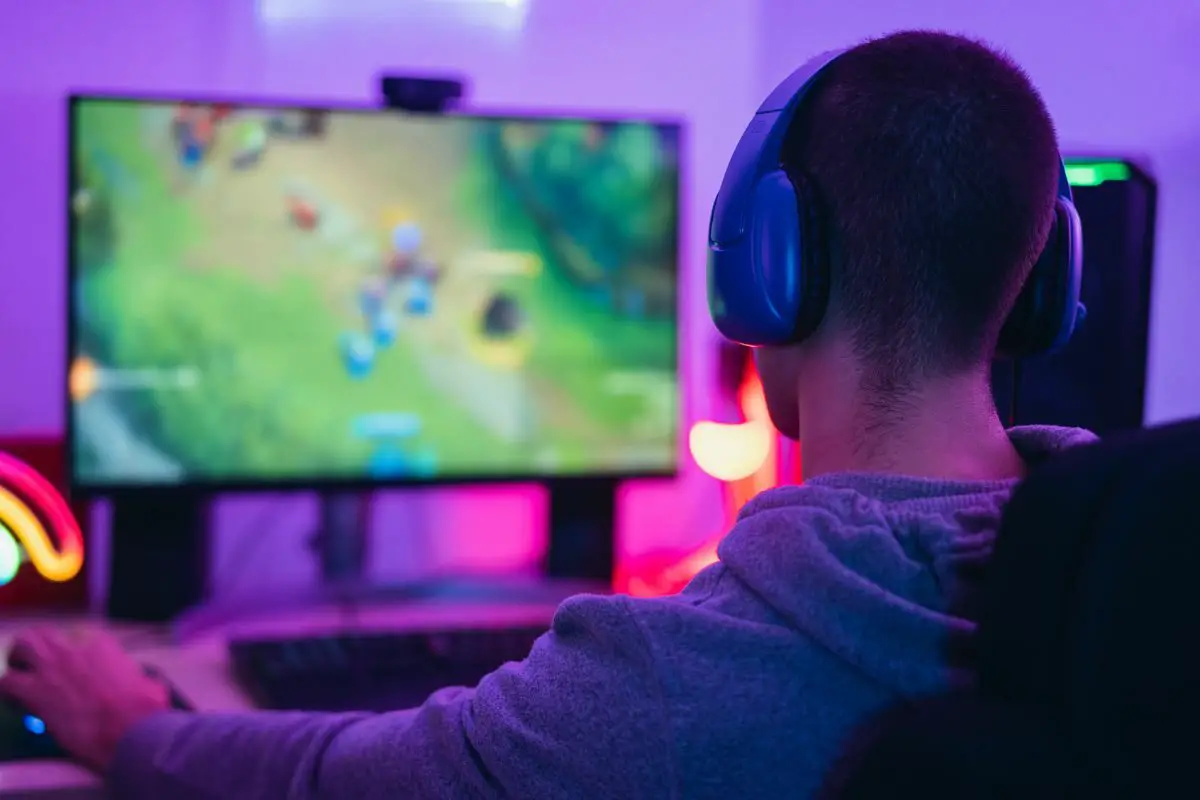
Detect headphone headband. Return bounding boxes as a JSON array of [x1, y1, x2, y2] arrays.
[[709, 50, 847, 248]]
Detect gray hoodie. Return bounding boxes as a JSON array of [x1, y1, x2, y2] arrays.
[[111, 425, 1098, 799]]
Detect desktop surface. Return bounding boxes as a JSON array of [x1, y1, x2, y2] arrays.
[[68, 98, 682, 491]]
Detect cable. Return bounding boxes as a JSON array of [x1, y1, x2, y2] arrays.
[[1008, 359, 1023, 428]]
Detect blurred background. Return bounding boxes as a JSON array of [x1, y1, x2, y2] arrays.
[[0, 0, 1195, 609]]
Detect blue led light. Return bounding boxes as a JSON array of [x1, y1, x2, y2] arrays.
[[23, 715, 46, 735]]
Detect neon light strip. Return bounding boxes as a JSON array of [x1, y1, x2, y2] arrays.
[[1064, 160, 1131, 187], [257, 0, 527, 23], [0, 453, 84, 585]]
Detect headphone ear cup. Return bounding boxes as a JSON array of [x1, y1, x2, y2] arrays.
[[997, 197, 1084, 359], [746, 170, 829, 343], [747, 171, 806, 343], [785, 171, 830, 341], [708, 170, 830, 346]]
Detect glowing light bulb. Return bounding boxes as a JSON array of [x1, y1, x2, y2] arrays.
[[690, 357, 775, 482], [689, 420, 772, 482]]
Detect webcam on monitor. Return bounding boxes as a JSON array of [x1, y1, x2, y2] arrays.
[[379, 74, 466, 113]]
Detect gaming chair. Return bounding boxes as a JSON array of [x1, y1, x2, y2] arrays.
[[827, 417, 1200, 798]]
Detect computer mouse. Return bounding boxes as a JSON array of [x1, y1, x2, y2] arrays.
[[0, 665, 193, 762], [0, 697, 67, 762]]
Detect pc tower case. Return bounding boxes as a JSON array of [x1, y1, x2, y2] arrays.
[[994, 159, 1157, 436]]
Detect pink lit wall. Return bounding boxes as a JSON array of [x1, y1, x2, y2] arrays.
[[757, 0, 1200, 425], [0, 0, 760, 604]]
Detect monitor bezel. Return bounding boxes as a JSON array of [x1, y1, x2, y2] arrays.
[[65, 92, 685, 497]]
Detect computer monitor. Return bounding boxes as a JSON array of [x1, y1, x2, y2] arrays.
[[66, 97, 682, 492]]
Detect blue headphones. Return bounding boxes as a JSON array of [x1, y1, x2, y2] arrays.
[[708, 49, 1084, 359]]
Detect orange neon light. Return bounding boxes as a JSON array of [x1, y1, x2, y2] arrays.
[[623, 356, 781, 597], [69, 356, 99, 402], [727, 358, 779, 512], [690, 357, 779, 518], [0, 452, 85, 586]]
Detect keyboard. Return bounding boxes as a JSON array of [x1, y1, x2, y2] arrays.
[[228, 626, 546, 712]]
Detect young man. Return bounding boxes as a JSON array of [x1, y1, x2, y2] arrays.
[[1, 31, 1095, 799]]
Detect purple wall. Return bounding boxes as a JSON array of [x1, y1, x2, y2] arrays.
[[758, 0, 1200, 425], [0, 0, 759, 604]]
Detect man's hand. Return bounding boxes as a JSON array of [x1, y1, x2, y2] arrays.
[[0, 627, 171, 773]]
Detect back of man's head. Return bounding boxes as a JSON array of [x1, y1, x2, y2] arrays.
[[782, 31, 1061, 391]]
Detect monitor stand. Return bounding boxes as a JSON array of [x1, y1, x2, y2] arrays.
[[313, 491, 373, 593], [543, 477, 617, 583], [107, 490, 210, 622], [172, 481, 616, 639]]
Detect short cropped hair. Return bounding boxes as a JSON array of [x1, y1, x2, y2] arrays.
[[782, 31, 1061, 388]]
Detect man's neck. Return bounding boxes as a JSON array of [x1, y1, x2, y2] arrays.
[[798, 369, 1026, 483]]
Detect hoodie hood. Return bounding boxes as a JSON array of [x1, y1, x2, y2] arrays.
[[716, 425, 1098, 696]]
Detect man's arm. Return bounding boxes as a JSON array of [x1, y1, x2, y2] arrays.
[[109, 595, 675, 799]]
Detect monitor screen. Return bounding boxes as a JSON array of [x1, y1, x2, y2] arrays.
[[68, 98, 681, 489]]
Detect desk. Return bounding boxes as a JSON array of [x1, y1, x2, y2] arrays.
[[0, 599, 558, 798]]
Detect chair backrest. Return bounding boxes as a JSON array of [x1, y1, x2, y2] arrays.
[[830, 419, 1200, 798]]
